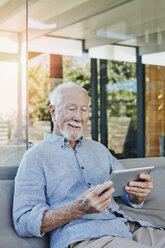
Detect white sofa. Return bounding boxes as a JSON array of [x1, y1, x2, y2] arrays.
[[0, 157, 165, 248]]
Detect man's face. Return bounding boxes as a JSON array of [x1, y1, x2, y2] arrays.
[[52, 89, 89, 141]]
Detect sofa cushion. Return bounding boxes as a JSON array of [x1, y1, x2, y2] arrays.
[[0, 180, 49, 248], [116, 168, 165, 229]]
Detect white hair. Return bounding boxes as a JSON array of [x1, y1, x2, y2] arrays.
[[49, 81, 89, 106]]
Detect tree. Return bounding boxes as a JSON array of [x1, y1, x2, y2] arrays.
[[107, 60, 137, 126], [63, 56, 91, 96], [29, 64, 50, 124], [107, 60, 136, 83]]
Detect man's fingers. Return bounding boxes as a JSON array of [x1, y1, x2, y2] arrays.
[[127, 191, 146, 198], [128, 181, 153, 190], [86, 182, 114, 205], [125, 174, 153, 204], [128, 173, 153, 191], [126, 185, 149, 194], [76, 181, 114, 214], [138, 173, 153, 182], [93, 192, 114, 213], [96, 200, 112, 213], [98, 188, 114, 203], [93, 181, 113, 196]]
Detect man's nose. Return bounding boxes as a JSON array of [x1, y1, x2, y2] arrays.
[[72, 109, 82, 121]]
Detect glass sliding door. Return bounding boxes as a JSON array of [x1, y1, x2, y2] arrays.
[[28, 0, 92, 144], [0, 1, 27, 166]]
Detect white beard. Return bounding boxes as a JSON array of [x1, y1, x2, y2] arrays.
[[60, 121, 83, 141]]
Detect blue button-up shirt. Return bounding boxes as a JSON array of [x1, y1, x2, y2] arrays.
[[13, 133, 151, 248]]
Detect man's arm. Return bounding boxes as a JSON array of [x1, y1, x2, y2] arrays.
[[41, 181, 114, 234]]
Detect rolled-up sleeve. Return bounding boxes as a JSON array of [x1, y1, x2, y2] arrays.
[[13, 148, 50, 237]]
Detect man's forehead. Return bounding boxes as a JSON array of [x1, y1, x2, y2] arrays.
[[61, 88, 88, 104]]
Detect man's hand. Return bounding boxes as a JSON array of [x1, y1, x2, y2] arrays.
[[73, 181, 114, 215], [41, 181, 114, 234], [125, 173, 154, 204]]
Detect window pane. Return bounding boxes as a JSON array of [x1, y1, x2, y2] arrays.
[[0, 1, 26, 166], [145, 65, 165, 157], [28, 53, 91, 144], [107, 61, 137, 159], [63, 54, 91, 140], [27, 0, 165, 158], [28, 53, 51, 144]]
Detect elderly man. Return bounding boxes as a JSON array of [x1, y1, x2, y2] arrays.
[[13, 82, 165, 248]]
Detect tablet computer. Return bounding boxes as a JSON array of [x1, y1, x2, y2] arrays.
[[106, 166, 155, 197]]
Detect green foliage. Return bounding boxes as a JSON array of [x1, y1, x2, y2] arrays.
[[107, 91, 137, 128], [63, 56, 91, 96], [29, 65, 50, 124], [108, 60, 136, 83], [107, 60, 137, 128]]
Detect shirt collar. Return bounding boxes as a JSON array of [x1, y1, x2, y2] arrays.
[[44, 132, 83, 148]]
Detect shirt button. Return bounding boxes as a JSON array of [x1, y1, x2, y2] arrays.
[[88, 183, 91, 186], [61, 145, 64, 148], [81, 166, 85, 169]]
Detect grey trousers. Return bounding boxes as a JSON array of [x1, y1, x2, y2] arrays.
[[69, 222, 165, 248]]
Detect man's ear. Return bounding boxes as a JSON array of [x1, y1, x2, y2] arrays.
[[49, 104, 56, 121]]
